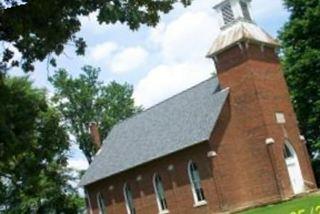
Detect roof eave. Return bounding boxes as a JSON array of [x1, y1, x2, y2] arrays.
[[79, 139, 211, 187], [206, 38, 280, 59]]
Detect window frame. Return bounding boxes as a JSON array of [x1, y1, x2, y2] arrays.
[[96, 192, 106, 214], [153, 173, 169, 214], [123, 183, 136, 214], [283, 140, 296, 161], [275, 112, 286, 124], [187, 161, 207, 207], [284, 143, 294, 159]]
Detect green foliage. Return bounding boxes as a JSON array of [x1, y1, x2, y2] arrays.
[[280, 0, 320, 184], [49, 65, 141, 163], [0, 75, 83, 213], [0, 0, 192, 72]]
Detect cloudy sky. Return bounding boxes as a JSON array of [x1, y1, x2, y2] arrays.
[[12, 0, 290, 171]]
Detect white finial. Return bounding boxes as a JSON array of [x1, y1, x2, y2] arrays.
[[214, 0, 253, 29]]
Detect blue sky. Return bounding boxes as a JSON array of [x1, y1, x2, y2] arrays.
[[10, 0, 290, 171]]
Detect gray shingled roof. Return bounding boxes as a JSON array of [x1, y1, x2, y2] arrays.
[[80, 77, 229, 186]]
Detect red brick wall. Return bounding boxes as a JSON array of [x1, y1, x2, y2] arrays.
[[84, 42, 317, 214], [209, 42, 317, 211], [85, 143, 221, 214], [208, 75, 282, 211]]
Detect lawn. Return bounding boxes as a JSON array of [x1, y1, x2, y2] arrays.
[[239, 193, 320, 214]]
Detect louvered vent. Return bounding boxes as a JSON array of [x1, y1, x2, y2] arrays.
[[221, 2, 235, 25], [240, 1, 252, 21]]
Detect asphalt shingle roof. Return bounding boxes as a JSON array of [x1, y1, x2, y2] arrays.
[[80, 77, 229, 186]]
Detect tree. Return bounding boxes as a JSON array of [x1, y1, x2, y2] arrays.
[[49, 65, 141, 163], [0, 76, 83, 212], [280, 0, 320, 185], [0, 0, 192, 73]]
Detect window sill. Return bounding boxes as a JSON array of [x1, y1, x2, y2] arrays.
[[159, 210, 170, 214], [193, 200, 208, 208]]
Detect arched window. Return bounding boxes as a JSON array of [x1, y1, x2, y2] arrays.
[[283, 142, 294, 159], [123, 183, 135, 214], [188, 161, 206, 205], [97, 192, 106, 214], [153, 174, 169, 213]]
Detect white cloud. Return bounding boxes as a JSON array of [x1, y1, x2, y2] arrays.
[[67, 139, 89, 171], [68, 158, 89, 171], [133, 61, 212, 108], [79, 12, 111, 36], [134, 0, 288, 109], [155, 11, 219, 62], [109, 46, 149, 74], [90, 42, 118, 61], [149, 22, 166, 45], [134, 2, 220, 108]]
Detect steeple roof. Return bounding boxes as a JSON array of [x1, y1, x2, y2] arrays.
[[207, 0, 279, 58], [207, 21, 279, 57]]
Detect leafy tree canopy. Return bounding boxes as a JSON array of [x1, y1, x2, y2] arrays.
[[0, 0, 192, 73], [49, 66, 141, 163], [0, 75, 83, 213], [280, 0, 320, 184]]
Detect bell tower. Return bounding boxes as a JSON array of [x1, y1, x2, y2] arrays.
[[207, 0, 317, 210], [207, 0, 279, 76], [215, 0, 253, 29]]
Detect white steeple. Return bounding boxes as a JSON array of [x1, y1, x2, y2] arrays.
[[207, 0, 279, 58], [214, 0, 253, 29]]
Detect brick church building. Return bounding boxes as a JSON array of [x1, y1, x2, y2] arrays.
[[80, 0, 317, 213]]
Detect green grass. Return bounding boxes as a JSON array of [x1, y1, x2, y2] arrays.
[[239, 194, 320, 214]]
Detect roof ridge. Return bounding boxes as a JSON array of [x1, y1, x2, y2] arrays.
[[109, 77, 218, 132]]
